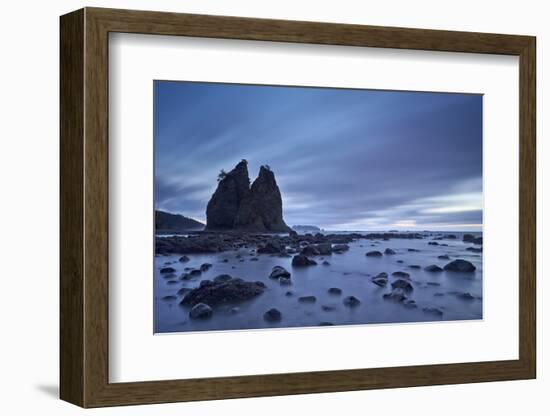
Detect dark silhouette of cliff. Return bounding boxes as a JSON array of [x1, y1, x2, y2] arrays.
[[205, 160, 290, 232]]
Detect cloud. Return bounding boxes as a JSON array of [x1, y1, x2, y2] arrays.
[[154, 81, 482, 231]]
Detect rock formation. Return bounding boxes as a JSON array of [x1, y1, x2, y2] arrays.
[[205, 160, 291, 232]]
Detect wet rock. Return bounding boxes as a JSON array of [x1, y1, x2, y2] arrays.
[[321, 305, 336, 312], [466, 247, 482, 253], [301, 245, 321, 256], [463, 234, 475, 243], [422, 307, 443, 316], [322, 260, 331, 266], [292, 254, 317, 267], [396, 260, 404, 264], [384, 248, 396, 255], [319, 322, 334, 326], [279, 276, 292, 285], [444, 259, 476, 272], [473, 237, 483, 245], [177, 287, 191, 296], [257, 241, 283, 254], [343, 296, 361, 307], [371, 272, 389, 287], [250, 257, 259, 261], [316, 243, 333, 255], [428, 241, 439, 245], [426, 281, 441, 286], [200, 263, 212, 272], [178, 256, 190, 262], [409, 265, 421, 269], [181, 277, 265, 306], [392, 271, 410, 279], [161, 295, 177, 301], [438, 255, 450, 260], [434, 292, 445, 297], [424, 264, 443, 272], [328, 287, 342, 295], [213, 274, 233, 283], [285, 290, 293, 297], [189, 303, 213, 319], [453, 291, 476, 300], [391, 278, 413, 292], [263, 308, 282, 322], [189, 269, 202, 276], [270, 265, 291, 279], [444, 234, 457, 239], [166, 280, 179, 285], [298, 296, 317, 303], [200, 279, 212, 287], [160, 267, 176, 274], [403, 299, 418, 309], [383, 288, 407, 302], [407, 248, 420, 252], [366, 250, 383, 257], [332, 244, 350, 253]]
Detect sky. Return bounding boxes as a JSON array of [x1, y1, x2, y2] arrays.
[[154, 81, 482, 231]]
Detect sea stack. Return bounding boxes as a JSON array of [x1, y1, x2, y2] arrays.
[[205, 160, 291, 232]]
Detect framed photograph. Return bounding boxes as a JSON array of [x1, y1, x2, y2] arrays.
[[60, 7, 536, 407]]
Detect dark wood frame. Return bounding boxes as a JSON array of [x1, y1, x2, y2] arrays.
[[60, 7, 536, 408]]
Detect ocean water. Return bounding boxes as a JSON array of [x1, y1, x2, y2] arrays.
[[154, 232, 482, 333]]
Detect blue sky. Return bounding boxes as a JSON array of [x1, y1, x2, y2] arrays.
[[154, 81, 482, 231]]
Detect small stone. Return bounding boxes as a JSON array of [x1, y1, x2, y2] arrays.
[[424, 264, 443, 272], [263, 308, 282, 322], [160, 267, 176, 274], [178, 256, 190, 263], [343, 296, 361, 307], [189, 303, 213, 319], [328, 287, 342, 295], [366, 251, 383, 257], [298, 296, 317, 303]]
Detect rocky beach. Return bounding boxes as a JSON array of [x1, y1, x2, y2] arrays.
[[154, 160, 483, 333]]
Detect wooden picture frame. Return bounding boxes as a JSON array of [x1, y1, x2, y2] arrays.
[[60, 7, 536, 408]]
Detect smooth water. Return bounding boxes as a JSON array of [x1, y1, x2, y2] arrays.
[[154, 233, 482, 333]]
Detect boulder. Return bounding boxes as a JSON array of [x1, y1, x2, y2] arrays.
[[366, 250, 383, 257], [180, 277, 265, 306], [322, 260, 331, 266], [213, 274, 233, 283], [332, 244, 350, 253], [328, 287, 342, 295], [269, 265, 291, 279], [263, 308, 282, 322], [384, 248, 396, 255], [160, 267, 176, 274], [391, 278, 413, 292], [422, 307, 443, 316], [392, 271, 410, 279], [178, 255, 190, 263], [292, 254, 317, 267], [199, 263, 212, 272], [189, 303, 213, 319], [315, 243, 333, 255], [443, 259, 476, 272], [371, 272, 388, 287], [343, 296, 361, 307], [301, 245, 321, 256], [425, 264, 443, 272], [279, 276, 292, 285], [257, 241, 283, 254], [383, 288, 407, 302]]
